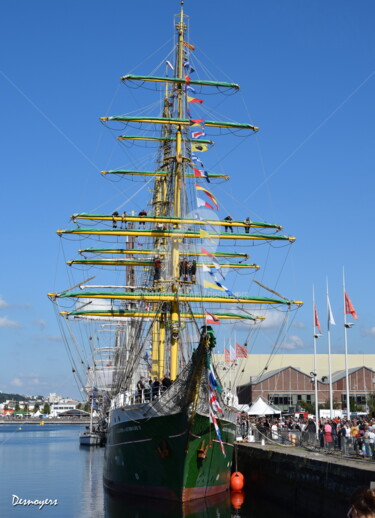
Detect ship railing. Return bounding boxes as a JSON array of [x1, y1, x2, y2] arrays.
[[135, 387, 164, 404]]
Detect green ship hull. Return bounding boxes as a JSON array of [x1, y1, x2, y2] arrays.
[[103, 409, 235, 501]]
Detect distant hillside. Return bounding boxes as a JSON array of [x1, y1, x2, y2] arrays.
[[0, 393, 43, 404]]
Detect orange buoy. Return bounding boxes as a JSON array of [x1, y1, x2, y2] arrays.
[[231, 490, 245, 509], [230, 471, 245, 491]]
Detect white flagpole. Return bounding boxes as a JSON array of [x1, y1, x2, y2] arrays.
[[343, 267, 351, 419], [229, 338, 232, 392], [326, 279, 334, 419], [312, 286, 319, 438]]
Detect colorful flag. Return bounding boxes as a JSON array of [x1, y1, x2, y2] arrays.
[[206, 311, 220, 325], [197, 197, 214, 210], [195, 185, 219, 210], [199, 228, 211, 240], [209, 390, 223, 413], [190, 119, 205, 127], [186, 85, 196, 93], [191, 130, 206, 139], [187, 96, 204, 104], [183, 41, 195, 50], [208, 366, 221, 392], [183, 61, 195, 74], [185, 74, 191, 84], [345, 291, 358, 320], [327, 296, 336, 327], [193, 167, 210, 183], [192, 143, 209, 152], [204, 280, 225, 291], [192, 154, 204, 167], [194, 167, 205, 179], [201, 247, 214, 258], [166, 60, 174, 71], [236, 342, 248, 358], [209, 410, 226, 457], [314, 305, 322, 333]]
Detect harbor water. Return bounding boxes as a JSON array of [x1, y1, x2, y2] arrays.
[[0, 424, 309, 517]]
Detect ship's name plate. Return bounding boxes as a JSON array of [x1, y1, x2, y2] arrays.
[[121, 425, 141, 432]]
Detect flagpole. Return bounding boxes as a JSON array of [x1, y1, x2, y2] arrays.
[[326, 279, 334, 419], [343, 267, 351, 419], [228, 338, 232, 392], [312, 286, 319, 438]]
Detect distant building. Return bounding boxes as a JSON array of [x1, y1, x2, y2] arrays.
[[236, 365, 375, 411], [50, 400, 79, 417]]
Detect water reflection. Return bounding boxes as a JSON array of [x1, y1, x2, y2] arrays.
[[104, 490, 233, 518]]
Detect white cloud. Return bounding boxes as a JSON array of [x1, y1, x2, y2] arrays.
[[293, 321, 306, 329], [280, 335, 305, 350], [364, 327, 375, 337], [34, 319, 47, 329], [0, 316, 21, 328], [35, 333, 63, 343], [0, 295, 8, 309], [10, 378, 23, 387]]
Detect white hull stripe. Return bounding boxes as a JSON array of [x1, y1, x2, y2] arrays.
[[108, 437, 152, 447]]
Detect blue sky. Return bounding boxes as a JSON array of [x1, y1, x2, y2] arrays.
[[1, 0, 374, 399]]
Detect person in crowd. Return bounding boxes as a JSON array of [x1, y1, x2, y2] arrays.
[[180, 258, 188, 281], [143, 378, 151, 401], [306, 418, 316, 444], [337, 422, 346, 451], [151, 377, 161, 399], [189, 259, 197, 283], [348, 487, 375, 517], [139, 209, 147, 227], [224, 215, 233, 233], [121, 210, 127, 229], [271, 420, 279, 441], [136, 376, 145, 402], [112, 211, 119, 229], [162, 374, 172, 390], [244, 217, 251, 233], [154, 256, 161, 281]]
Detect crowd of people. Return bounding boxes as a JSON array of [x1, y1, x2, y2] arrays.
[[135, 375, 172, 402], [237, 413, 375, 459]]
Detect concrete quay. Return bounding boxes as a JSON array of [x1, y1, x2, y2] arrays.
[[236, 441, 375, 518]]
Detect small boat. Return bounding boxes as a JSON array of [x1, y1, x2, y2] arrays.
[[79, 429, 101, 446], [79, 396, 100, 446]]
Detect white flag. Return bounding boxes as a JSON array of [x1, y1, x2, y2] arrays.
[[327, 296, 336, 326]]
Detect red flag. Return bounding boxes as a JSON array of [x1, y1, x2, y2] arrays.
[[187, 96, 204, 104], [235, 343, 248, 358], [206, 311, 220, 325], [314, 305, 322, 333], [183, 41, 195, 51], [185, 74, 191, 84], [345, 291, 358, 320], [201, 247, 214, 258], [190, 119, 205, 127]]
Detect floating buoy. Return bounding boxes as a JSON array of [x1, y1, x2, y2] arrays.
[[40, 421, 44, 426], [230, 471, 244, 491], [18, 427, 22, 431], [231, 490, 245, 509]]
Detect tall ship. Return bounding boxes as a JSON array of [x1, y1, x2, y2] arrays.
[[49, 1, 302, 502]]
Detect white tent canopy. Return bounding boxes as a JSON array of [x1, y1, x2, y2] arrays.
[[247, 396, 281, 416]]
